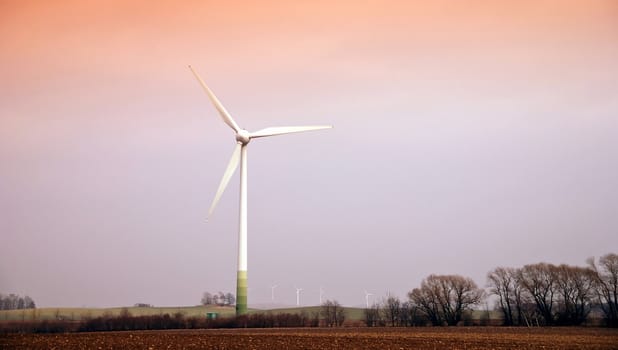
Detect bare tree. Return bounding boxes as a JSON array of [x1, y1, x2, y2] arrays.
[[363, 303, 381, 327], [320, 300, 335, 327], [382, 296, 401, 326], [201, 292, 213, 305], [201, 291, 235, 306], [401, 301, 424, 326], [589, 253, 618, 327], [0, 293, 35, 310], [487, 267, 517, 326], [321, 300, 345, 327], [518, 263, 557, 326], [409, 282, 443, 326], [511, 268, 535, 326], [335, 303, 346, 326], [554, 264, 596, 325], [409, 274, 483, 326], [225, 292, 236, 306], [399, 301, 411, 326], [6, 294, 19, 310], [487, 267, 531, 326]]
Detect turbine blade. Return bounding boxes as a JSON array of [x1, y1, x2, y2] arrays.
[[208, 143, 242, 218], [189, 65, 240, 133], [249, 125, 332, 139]]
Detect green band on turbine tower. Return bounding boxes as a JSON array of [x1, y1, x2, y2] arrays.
[[236, 270, 248, 315]]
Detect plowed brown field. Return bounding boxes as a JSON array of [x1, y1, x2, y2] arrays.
[[2, 327, 617, 349]]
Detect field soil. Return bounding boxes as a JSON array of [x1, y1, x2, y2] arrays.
[[2, 327, 617, 349]]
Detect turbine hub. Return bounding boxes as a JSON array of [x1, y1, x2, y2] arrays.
[[236, 129, 251, 145]]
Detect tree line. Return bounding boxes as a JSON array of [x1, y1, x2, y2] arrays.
[[0, 294, 36, 310], [364, 275, 483, 327], [363, 252, 617, 327], [200, 291, 236, 306], [487, 253, 617, 327], [1, 306, 343, 333]]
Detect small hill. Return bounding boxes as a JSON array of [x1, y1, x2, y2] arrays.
[[0, 305, 234, 322], [0, 305, 365, 322]]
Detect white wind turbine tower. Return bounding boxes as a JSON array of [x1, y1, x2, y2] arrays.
[[364, 290, 373, 308], [296, 287, 303, 307], [271, 284, 278, 302], [319, 287, 324, 305], [189, 66, 332, 316]]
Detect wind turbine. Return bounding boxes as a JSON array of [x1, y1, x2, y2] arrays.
[[271, 284, 278, 302], [319, 287, 325, 305], [364, 290, 373, 308], [296, 287, 303, 307], [189, 66, 332, 316]]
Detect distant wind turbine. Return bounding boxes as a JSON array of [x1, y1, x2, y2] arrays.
[[319, 287, 325, 305], [296, 287, 303, 307], [364, 290, 373, 308], [189, 66, 332, 315], [271, 284, 278, 302]]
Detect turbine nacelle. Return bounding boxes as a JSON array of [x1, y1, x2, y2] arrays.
[[235, 129, 251, 145]]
